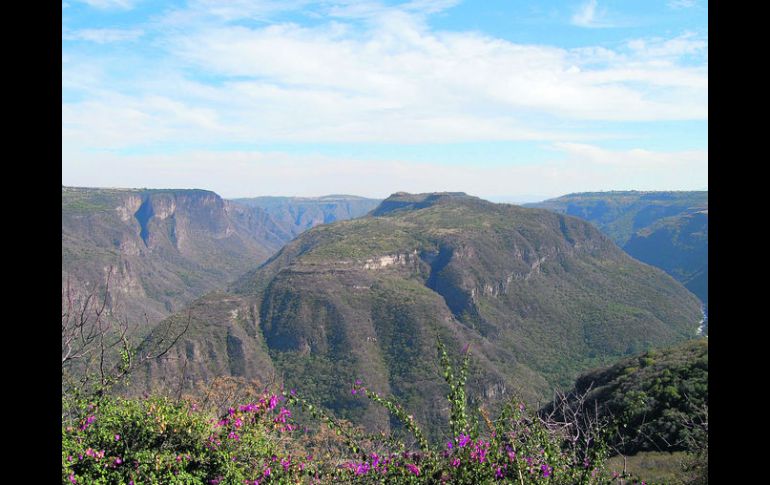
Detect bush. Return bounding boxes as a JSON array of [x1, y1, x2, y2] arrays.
[[62, 338, 642, 484], [62, 393, 315, 484]]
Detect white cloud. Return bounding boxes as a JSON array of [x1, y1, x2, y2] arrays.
[[63, 19, 707, 149], [63, 94, 224, 149], [77, 0, 135, 9], [403, 0, 461, 14], [571, 0, 609, 28], [160, 20, 706, 131], [62, 0, 708, 193], [627, 32, 706, 59], [668, 0, 697, 9], [185, 0, 315, 21], [66, 28, 144, 43], [62, 146, 707, 199], [553, 142, 706, 168]]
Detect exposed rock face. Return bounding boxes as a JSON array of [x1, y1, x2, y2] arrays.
[[138, 192, 703, 440], [62, 187, 286, 328]]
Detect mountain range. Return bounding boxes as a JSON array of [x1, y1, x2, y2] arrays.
[[62, 186, 379, 328], [135, 192, 703, 439], [527, 191, 708, 307]]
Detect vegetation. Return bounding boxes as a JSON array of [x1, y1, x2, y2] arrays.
[[63, 187, 382, 330], [526, 191, 707, 247], [63, 339, 640, 484], [62, 186, 285, 327], [63, 191, 708, 483], [543, 339, 708, 484], [623, 211, 708, 306], [528, 191, 708, 307]]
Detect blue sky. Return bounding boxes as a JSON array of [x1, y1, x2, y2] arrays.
[[62, 0, 707, 200]]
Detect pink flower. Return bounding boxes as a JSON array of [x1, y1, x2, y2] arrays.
[[355, 462, 370, 475], [406, 463, 420, 475]]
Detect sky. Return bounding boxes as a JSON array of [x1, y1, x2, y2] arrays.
[[62, 0, 708, 201]]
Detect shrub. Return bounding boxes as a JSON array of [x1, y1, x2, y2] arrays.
[[62, 338, 644, 484]]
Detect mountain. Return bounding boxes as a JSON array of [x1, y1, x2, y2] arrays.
[[544, 338, 708, 455], [62, 187, 288, 327], [230, 195, 382, 239], [527, 191, 708, 306], [137, 192, 703, 439], [63, 188, 381, 329], [624, 210, 708, 307]]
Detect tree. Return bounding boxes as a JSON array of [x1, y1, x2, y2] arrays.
[[61, 267, 189, 402]]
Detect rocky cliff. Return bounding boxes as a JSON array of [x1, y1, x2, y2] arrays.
[[137, 192, 703, 439], [62, 187, 286, 328]]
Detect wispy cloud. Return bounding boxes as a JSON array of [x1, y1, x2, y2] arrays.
[[62, 145, 708, 199], [183, 0, 315, 22], [65, 28, 144, 43], [571, 0, 604, 28], [63, 13, 707, 148], [627, 32, 706, 59], [668, 0, 697, 9], [62, 1, 708, 194], [403, 0, 461, 14], [77, 0, 136, 9]]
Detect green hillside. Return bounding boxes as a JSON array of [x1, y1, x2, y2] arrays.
[[547, 338, 708, 455], [528, 191, 708, 307], [137, 192, 703, 440]]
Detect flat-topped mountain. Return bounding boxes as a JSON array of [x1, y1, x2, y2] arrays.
[[527, 191, 708, 306], [63, 186, 289, 327], [63, 187, 381, 329], [138, 192, 702, 439]]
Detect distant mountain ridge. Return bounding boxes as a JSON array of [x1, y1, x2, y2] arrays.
[[527, 191, 707, 306], [62, 187, 379, 328], [232, 194, 381, 239], [137, 192, 702, 439]]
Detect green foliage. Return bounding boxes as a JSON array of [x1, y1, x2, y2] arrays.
[[62, 392, 316, 484], [341, 338, 619, 484], [63, 336, 650, 484], [210, 192, 702, 441], [528, 191, 708, 306], [557, 339, 708, 456]]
